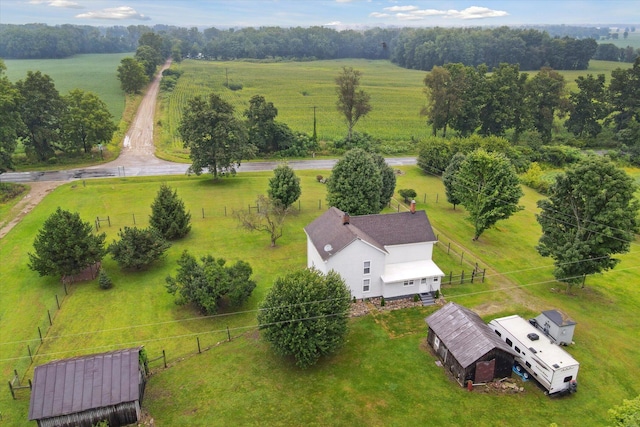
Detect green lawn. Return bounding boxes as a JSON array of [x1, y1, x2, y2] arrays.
[[1, 167, 638, 425]]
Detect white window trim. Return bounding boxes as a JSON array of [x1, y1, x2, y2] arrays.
[[363, 260, 371, 275], [363, 278, 371, 293], [403, 279, 415, 287]]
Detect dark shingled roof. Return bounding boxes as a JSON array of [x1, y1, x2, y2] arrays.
[[29, 347, 142, 421], [425, 303, 516, 368], [542, 309, 576, 327], [304, 207, 437, 261]]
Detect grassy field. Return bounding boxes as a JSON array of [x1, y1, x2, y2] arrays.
[[599, 30, 640, 49], [3, 52, 131, 121], [0, 167, 638, 425]]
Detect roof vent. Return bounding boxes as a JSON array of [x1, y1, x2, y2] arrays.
[[323, 244, 333, 253], [553, 364, 560, 369], [527, 333, 539, 341], [529, 347, 537, 354]]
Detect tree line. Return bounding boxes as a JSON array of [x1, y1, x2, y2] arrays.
[[421, 58, 640, 164], [5, 23, 636, 71]]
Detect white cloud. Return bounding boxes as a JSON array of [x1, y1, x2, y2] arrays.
[[324, 21, 343, 26], [448, 6, 509, 20], [369, 12, 390, 18], [384, 5, 418, 12], [29, 0, 83, 9], [75, 6, 151, 21]]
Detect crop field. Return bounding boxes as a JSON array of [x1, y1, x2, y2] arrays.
[[599, 30, 640, 49], [3, 52, 131, 120], [0, 167, 638, 425]]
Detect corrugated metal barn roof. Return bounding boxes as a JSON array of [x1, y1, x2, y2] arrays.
[[426, 303, 515, 368], [29, 347, 142, 421]]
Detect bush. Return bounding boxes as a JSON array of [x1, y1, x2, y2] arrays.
[[98, 269, 113, 290], [224, 82, 243, 91], [316, 175, 323, 182], [109, 226, 171, 270], [413, 294, 419, 302], [380, 296, 385, 307], [398, 188, 417, 203]]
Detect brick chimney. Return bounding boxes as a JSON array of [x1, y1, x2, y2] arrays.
[[410, 200, 416, 214], [343, 212, 350, 225]]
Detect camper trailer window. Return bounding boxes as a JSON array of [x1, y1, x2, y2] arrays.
[[515, 346, 521, 354], [564, 376, 573, 383], [506, 338, 513, 347]]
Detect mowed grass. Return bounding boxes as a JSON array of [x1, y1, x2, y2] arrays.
[[3, 52, 131, 120], [1, 166, 638, 425]]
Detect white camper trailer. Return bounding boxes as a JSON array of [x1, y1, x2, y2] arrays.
[[489, 315, 579, 395]]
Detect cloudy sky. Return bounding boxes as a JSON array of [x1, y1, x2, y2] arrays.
[[1, 0, 638, 28]]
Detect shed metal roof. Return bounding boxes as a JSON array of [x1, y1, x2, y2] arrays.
[[304, 207, 437, 261], [541, 309, 576, 327], [425, 302, 516, 368], [29, 347, 142, 421]]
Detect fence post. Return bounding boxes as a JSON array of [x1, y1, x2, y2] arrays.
[[449, 271, 452, 285], [460, 252, 464, 265], [227, 326, 231, 342], [197, 337, 201, 354], [224, 206, 227, 217], [38, 327, 43, 344], [447, 242, 451, 254], [482, 269, 486, 283], [162, 350, 167, 368], [47, 310, 52, 326], [132, 213, 136, 225], [8, 381, 15, 400], [63, 282, 68, 295], [436, 193, 439, 203], [27, 345, 33, 363], [107, 216, 111, 227], [202, 208, 205, 219], [397, 204, 400, 212], [423, 194, 426, 203], [55, 294, 60, 309], [471, 270, 475, 284], [460, 271, 464, 284]]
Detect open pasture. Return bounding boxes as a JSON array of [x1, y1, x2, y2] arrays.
[[3, 52, 131, 120], [1, 166, 638, 425]]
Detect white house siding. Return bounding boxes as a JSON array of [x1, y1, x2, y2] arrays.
[[306, 237, 327, 273], [325, 239, 386, 300], [384, 242, 434, 264]]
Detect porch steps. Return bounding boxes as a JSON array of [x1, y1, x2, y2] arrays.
[[419, 292, 435, 306]]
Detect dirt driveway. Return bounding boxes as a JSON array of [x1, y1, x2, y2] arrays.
[[0, 60, 173, 240]]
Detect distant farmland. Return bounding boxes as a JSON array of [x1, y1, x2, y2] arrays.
[[4, 52, 131, 120]]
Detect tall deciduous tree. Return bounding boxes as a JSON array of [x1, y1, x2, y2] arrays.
[[536, 157, 639, 291], [61, 89, 117, 154], [28, 207, 107, 279], [479, 63, 528, 138], [442, 152, 465, 209], [135, 45, 162, 78], [453, 149, 523, 240], [149, 183, 191, 240], [244, 95, 281, 153], [417, 137, 453, 175], [268, 164, 301, 209], [117, 57, 148, 94], [326, 148, 383, 215], [609, 57, 640, 131], [0, 60, 22, 172], [166, 250, 256, 314], [372, 153, 396, 211], [258, 268, 350, 368], [526, 67, 566, 143], [15, 71, 64, 161], [335, 67, 372, 140], [179, 93, 254, 179], [564, 74, 608, 138]]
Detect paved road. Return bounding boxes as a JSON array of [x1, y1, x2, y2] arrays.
[[0, 158, 417, 183]]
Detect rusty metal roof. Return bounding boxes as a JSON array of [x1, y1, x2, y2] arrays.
[[29, 347, 142, 421], [426, 303, 516, 368]]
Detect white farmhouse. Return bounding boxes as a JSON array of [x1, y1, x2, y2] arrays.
[[304, 205, 444, 301]]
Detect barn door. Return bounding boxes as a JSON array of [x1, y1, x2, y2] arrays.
[[475, 359, 496, 383]]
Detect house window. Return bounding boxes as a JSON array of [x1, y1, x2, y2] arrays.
[[363, 261, 371, 275], [433, 277, 439, 282], [421, 278, 427, 284], [403, 279, 414, 287], [363, 279, 370, 293], [506, 338, 513, 347], [434, 336, 440, 350]]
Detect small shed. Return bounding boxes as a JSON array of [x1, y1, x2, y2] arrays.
[[425, 302, 516, 386], [29, 347, 147, 427], [532, 309, 576, 345]]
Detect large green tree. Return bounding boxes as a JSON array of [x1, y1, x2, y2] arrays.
[[15, 71, 64, 161], [28, 207, 107, 279], [268, 164, 301, 209], [135, 45, 162, 78], [179, 93, 254, 179], [442, 152, 465, 209], [166, 250, 256, 314], [479, 63, 528, 138], [108, 226, 170, 270], [609, 57, 640, 131], [335, 67, 372, 140], [244, 94, 283, 154], [0, 60, 22, 172], [526, 67, 566, 143], [372, 153, 396, 211], [61, 89, 117, 154], [257, 268, 350, 368], [117, 57, 148, 94], [608, 395, 640, 427], [453, 149, 523, 240], [149, 183, 192, 240], [417, 137, 453, 175], [326, 148, 383, 215], [564, 74, 608, 138], [536, 157, 639, 291]]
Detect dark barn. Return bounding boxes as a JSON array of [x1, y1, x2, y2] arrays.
[[28, 347, 147, 427], [426, 302, 516, 386]]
